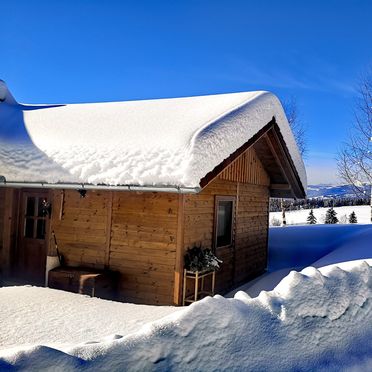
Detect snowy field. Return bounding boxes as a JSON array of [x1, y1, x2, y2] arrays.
[[270, 205, 371, 225], [0, 225, 371, 371]]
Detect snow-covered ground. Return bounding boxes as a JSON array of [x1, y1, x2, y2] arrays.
[[270, 204, 371, 225], [0, 288, 180, 350], [0, 225, 371, 371]]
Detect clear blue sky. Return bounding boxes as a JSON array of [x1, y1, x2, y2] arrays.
[[1, 0, 371, 184]]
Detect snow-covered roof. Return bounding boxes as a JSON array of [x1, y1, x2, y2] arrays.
[[0, 80, 307, 192]]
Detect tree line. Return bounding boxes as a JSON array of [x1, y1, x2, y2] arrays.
[[269, 196, 370, 213]]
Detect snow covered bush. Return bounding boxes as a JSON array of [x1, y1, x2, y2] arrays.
[[306, 209, 317, 224], [184, 246, 222, 272], [325, 207, 339, 224], [349, 211, 358, 223], [270, 216, 281, 226]]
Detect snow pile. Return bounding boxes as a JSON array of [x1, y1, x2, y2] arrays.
[[0, 286, 180, 350], [1, 262, 371, 370], [0, 81, 306, 190]]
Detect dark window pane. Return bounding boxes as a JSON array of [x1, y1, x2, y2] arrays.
[[36, 219, 46, 239], [38, 198, 48, 217], [217, 200, 233, 247], [25, 218, 34, 238], [26, 197, 35, 217]]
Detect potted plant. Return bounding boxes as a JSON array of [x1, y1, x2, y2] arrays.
[[184, 245, 222, 273]]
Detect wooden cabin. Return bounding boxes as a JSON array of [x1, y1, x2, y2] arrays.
[[0, 81, 306, 305]]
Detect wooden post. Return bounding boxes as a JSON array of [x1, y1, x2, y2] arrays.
[[2, 188, 17, 277], [194, 270, 199, 302], [173, 194, 185, 305], [182, 269, 187, 306], [104, 191, 113, 269]]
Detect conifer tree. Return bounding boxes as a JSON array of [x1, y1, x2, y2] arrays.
[[325, 207, 338, 224], [349, 211, 358, 223], [307, 209, 317, 224]]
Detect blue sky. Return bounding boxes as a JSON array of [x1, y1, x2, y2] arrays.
[[1, 0, 371, 184]]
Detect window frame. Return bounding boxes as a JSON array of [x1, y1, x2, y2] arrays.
[[23, 195, 48, 240], [213, 195, 236, 251]]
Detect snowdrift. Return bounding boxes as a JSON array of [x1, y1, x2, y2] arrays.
[[1, 261, 371, 371]]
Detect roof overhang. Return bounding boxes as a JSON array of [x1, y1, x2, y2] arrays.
[[0, 180, 200, 194], [199, 119, 306, 199]]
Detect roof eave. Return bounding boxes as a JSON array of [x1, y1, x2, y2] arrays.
[[0, 180, 201, 194]]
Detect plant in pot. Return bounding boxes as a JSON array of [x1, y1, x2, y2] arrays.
[[184, 245, 222, 273]]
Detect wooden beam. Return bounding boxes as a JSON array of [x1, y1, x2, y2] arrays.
[[264, 133, 291, 188], [2, 188, 16, 277], [270, 183, 291, 190], [104, 191, 113, 269], [267, 127, 305, 198], [173, 194, 185, 305]]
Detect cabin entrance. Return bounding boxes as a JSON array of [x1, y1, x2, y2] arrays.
[[15, 190, 49, 285]]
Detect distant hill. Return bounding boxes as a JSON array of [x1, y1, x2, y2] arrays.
[[307, 184, 370, 199]]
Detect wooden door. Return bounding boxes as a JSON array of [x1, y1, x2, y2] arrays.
[[17, 190, 49, 285]]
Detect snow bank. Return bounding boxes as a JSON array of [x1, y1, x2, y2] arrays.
[[0, 286, 179, 350], [1, 261, 371, 370], [0, 81, 306, 190]]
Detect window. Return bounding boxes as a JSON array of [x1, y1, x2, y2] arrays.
[[24, 195, 48, 239], [214, 196, 235, 248]]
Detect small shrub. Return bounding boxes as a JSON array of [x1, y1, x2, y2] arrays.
[[307, 209, 317, 224], [270, 217, 281, 226], [184, 246, 222, 272], [349, 211, 358, 223]]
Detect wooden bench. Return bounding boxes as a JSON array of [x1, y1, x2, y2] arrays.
[[48, 266, 118, 300]]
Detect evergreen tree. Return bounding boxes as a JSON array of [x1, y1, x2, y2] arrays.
[[325, 207, 338, 224], [349, 211, 358, 223], [307, 209, 317, 224]]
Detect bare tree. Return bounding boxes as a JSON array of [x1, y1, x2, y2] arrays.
[[275, 98, 307, 225], [337, 69, 372, 221], [283, 97, 307, 157]]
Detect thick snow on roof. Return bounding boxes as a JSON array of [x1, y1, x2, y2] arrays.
[[0, 80, 307, 190]]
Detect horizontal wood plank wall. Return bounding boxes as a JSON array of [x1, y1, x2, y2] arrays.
[[234, 183, 269, 285], [50, 190, 110, 267], [181, 147, 271, 300], [183, 179, 237, 294], [1, 188, 19, 277], [219, 147, 270, 186], [110, 192, 178, 305], [49, 189, 178, 305]]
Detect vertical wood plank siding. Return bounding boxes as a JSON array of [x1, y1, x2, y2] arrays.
[[219, 147, 270, 186], [49, 189, 178, 305]]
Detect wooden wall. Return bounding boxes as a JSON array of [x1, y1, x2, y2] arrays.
[[49, 189, 178, 305], [0, 188, 20, 277], [179, 147, 270, 301], [219, 147, 270, 186], [2, 146, 270, 305], [0, 188, 5, 253]]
